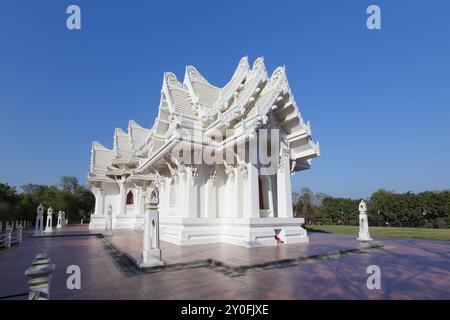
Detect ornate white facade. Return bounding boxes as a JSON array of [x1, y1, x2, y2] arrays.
[[87, 57, 320, 247]]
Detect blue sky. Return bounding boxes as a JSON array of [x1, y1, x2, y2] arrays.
[[0, 0, 449, 198]]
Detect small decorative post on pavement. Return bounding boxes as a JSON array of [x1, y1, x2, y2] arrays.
[[56, 211, 63, 229], [0, 221, 3, 232], [4, 225, 12, 248], [17, 224, 23, 244], [33, 204, 44, 237], [45, 207, 53, 232], [24, 250, 56, 300], [104, 204, 113, 236], [139, 191, 164, 267], [357, 200, 373, 242]]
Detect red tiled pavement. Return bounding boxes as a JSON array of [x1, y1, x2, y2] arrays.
[[0, 225, 449, 300]]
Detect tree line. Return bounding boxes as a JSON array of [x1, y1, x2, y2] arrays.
[[2, 177, 449, 229], [294, 188, 450, 229], [0, 176, 94, 225]]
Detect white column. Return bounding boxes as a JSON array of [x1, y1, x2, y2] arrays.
[[277, 149, 293, 218], [243, 162, 260, 218], [177, 171, 187, 217], [205, 166, 217, 218], [267, 177, 275, 216], [134, 185, 145, 216], [185, 166, 198, 218], [95, 190, 105, 215], [159, 180, 166, 217], [92, 184, 104, 215], [173, 175, 180, 217], [225, 165, 238, 218], [116, 177, 126, 216]]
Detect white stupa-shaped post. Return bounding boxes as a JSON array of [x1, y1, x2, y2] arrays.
[[24, 250, 55, 300], [139, 191, 164, 268], [45, 207, 53, 232], [357, 200, 373, 241], [33, 204, 45, 237], [56, 211, 63, 229]]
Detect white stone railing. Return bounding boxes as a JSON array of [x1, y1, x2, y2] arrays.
[[0, 226, 23, 249]]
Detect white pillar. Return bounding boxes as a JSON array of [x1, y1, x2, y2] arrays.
[[173, 175, 180, 217], [185, 166, 199, 218], [116, 177, 126, 216], [93, 185, 105, 215], [139, 200, 164, 267], [225, 165, 238, 218], [34, 204, 44, 237], [56, 211, 63, 228], [158, 180, 166, 217], [176, 169, 187, 218], [243, 162, 260, 218], [45, 208, 53, 232], [357, 200, 372, 241], [277, 149, 293, 218], [134, 185, 144, 216], [205, 166, 217, 218], [267, 177, 275, 217]]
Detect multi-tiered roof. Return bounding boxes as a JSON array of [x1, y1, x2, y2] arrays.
[[88, 56, 320, 182]]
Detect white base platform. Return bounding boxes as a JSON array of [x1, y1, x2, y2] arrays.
[[89, 215, 144, 230], [357, 232, 373, 242], [159, 217, 308, 247], [90, 216, 309, 247]]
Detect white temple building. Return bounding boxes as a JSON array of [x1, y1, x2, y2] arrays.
[[87, 56, 320, 247]]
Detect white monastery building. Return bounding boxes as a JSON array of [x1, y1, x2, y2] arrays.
[[88, 56, 320, 247]]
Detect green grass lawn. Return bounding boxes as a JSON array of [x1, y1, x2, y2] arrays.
[[307, 225, 450, 241]]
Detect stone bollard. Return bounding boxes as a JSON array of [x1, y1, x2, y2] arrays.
[[5, 226, 12, 248], [34, 204, 44, 237], [56, 211, 63, 228], [45, 207, 53, 232], [139, 194, 164, 267], [17, 225, 23, 244], [357, 200, 373, 242], [24, 250, 55, 300], [0, 221, 2, 232], [80, 219, 83, 224]]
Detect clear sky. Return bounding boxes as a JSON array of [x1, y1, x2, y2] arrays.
[[0, 0, 449, 198]]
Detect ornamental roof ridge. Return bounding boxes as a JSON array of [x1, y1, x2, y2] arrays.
[[92, 141, 111, 151]]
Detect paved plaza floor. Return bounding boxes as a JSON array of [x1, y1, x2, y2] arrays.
[[0, 225, 449, 300]]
